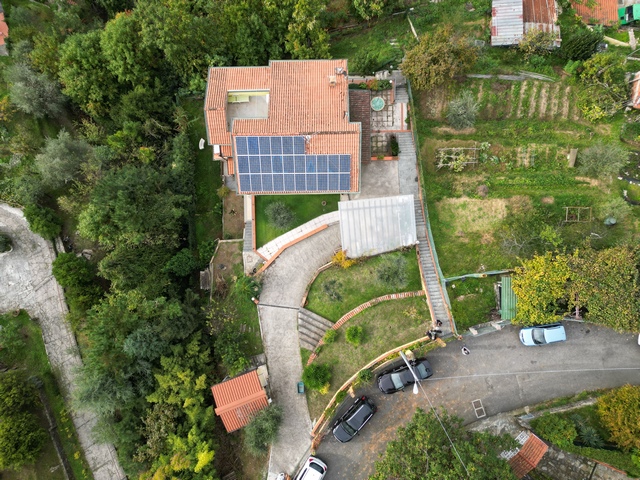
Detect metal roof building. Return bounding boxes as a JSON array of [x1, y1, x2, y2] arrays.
[[500, 276, 517, 320], [339, 195, 417, 258], [491, 0, 524, 46]]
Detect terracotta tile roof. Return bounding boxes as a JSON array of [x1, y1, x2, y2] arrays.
[[211, 370, 268, 433], [571, 0, 619, 25], [204, 60, 361, 193], [348, 89, 371, 162], [508, 434, 549, 479], [0, 11, 8, 47]]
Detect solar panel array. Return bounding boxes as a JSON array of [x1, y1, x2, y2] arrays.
[[235, 136, 352, 193]]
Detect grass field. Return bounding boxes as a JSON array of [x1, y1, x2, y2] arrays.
[[305, 249, 423, 322], [447, 277, 497, 331], [306, 296, 430, 419], [182, 98, 223, 248], [254, 194, 339, 248], [0, 311, 92, 480]]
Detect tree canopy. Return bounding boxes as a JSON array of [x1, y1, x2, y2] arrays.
[[370, 408, 517, 480]]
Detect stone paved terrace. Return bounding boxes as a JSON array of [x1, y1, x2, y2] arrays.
[[0, 204, 126, 480]]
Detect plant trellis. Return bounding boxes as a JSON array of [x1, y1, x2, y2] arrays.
[[436, 142, 490, 171]]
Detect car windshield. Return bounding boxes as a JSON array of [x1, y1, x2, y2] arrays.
[[340, 421, 356, 436], [309, 463, 324, 474], [532, 328, 546, 345], [391, 373, 404, 390], [416, 363, 429, 378]]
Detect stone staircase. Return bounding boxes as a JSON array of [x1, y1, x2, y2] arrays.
[[414, 198, 450, 332], [395, 84, 409, 104], [298, 308, 333, 351]]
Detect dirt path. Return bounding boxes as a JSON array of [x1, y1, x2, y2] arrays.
[[0, 204, 126, 480], [537, 83, 549, 119], [548, 83, 560, 119], [527, 82, 539, 118], [516, 81, 528, 118], [561, 86, 571, 119]]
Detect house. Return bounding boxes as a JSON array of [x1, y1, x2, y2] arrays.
[[210, 367, 269, 433], [507, 433, 549, 478], [570, 0, 620, 25], [491, 0, 561, 47], [204, 59, 362, 195], [0, 1, 8, 56]]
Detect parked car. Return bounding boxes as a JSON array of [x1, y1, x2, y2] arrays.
[[377, 357, 433, 394], [332, 396, 376, 443], [519, 323, 567, 346], [293, 456, 327, 480]]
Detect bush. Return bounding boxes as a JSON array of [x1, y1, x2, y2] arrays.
[[390, 135, 399, 156], [234, 275, 261, 301], [598, 384, 640, 451], [532, 413, 578, 448], [198, 239, 218, 268], [0, 234, 12, 253], [23, 204, 62, 239], [577, 143, 628, 179], [563, 60, 582, 76], [518, 28, 556, 60], [350, 48, 381, 76], [243, 405, 283, 456], [332, 250, 356, 269], [376, 253, 408, 289], [265, 201, 295, 230], [302, 363, 331, 393], [323, 329, 337, 344], [597, 197, 632, 222], [446, 90, 479, 130], [217, 185, 231, 199], [560, 27, 603, 61], [214, 324, 250, 376], [345, 325, 365, 346], [357, 368, 373, 384]]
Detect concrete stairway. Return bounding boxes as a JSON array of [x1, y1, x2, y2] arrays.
[[298, 308, 333, 351], [395, 84, 409, 103], [414, 198, 450, 332]]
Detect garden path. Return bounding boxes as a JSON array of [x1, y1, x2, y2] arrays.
[[0, 203, 126, 480], [258, 224, 341, 480]]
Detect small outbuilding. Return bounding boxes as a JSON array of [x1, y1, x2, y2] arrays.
[[491, 0, 561, 47], [211, 367, 269, 433]]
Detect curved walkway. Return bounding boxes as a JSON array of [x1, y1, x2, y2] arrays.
[[258, 223, 341, 479], [0, 204, 125, 480]]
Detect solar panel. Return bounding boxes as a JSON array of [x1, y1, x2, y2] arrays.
[[234, 136, 352, 193]]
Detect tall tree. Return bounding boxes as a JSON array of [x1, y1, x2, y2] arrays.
[[4, 63, 65, 118], [35, 130, 93, 190], [285, 0, 330, 59], [401, 25, 478, 91], [370, 408, 517, 480], [58, 31, 120, 118], [597, 384, 640, 452], [511, 252, 571, 326]]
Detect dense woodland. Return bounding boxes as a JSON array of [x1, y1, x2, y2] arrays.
[[0, 0, 409, 477]]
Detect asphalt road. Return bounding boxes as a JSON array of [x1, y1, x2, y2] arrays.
[[315, 322, 640, 480]]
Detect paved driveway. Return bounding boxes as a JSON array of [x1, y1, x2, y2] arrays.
[[316, 322, 640, 480]]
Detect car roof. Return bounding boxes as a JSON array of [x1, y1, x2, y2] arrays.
[[542, 324, 566, 342], [347, 402, 373, 428]]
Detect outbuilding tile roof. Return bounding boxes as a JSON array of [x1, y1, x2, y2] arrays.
[[0, 8, 8, 47], [204, 59, 361, 193], [508, 434, 548, 479], [571, 0, 619, 25], [211, 370, 269, 433]]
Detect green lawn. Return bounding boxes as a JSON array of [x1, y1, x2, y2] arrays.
[[254, 194, 339, 248], [305, 249, 423, 322], [181, 98, 223, 248], [447, 277, 497, 331], [0, 311, 92, 480], [306, 296, 431, 419]]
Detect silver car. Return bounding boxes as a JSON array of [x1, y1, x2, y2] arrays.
[[294, 456, 327, 480], [519, 323, 567, 346]]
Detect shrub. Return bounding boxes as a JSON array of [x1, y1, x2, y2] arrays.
[[198, 239, 218, 268], [0, 234, 12, 253], [164, 249, 197, 277], [214, 324, 250, 377], [345, 325, 365, 346], [518, 28, 556, 60], [564, 60, 582, 76], [577, 143, 628, 179], [531, 413, 578, 448], [376, 253, 408, 289], [350, 48, 381, 76], [560, 27, 603, 61], [234, 275, 261, 301], [597, 384, 640, 451], [302, 363, 332, 393], [216, 185, 231, 199], [322, 279, 343, 302], [265, 201, 295, 230], [323, 329, 337, 344], [23, 204, 62, 239], [446, 90, 479, 130], [357, 368, 373, 384], [243, 405, 283, 456], [332, 250, 356, 269], [597, 197, 632, 222], [390, 135, 399, 156]]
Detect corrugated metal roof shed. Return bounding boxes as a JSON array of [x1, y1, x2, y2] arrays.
[[339, 195, 417, 258], [211, 369, 269, 433], [500, 276, 517, 320], [491, 0, 524, 46]]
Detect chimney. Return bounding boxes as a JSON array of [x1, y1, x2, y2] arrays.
[[329, 75, 337, 86]]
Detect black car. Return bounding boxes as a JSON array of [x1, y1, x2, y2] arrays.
[[376, 357, 433, 394], [332, 396, 376, 443]]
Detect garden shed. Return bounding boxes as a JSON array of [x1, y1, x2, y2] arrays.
[[338, 195, 417, 258], [211, 367, 269, 433]]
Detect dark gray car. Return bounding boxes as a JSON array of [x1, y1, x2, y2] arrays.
[[332, 396, 376, 443], [377, 358, 433, 394]]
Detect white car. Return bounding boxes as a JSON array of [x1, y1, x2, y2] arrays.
[[519, 323, 566, 346], [294, 456, 327, 480]]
